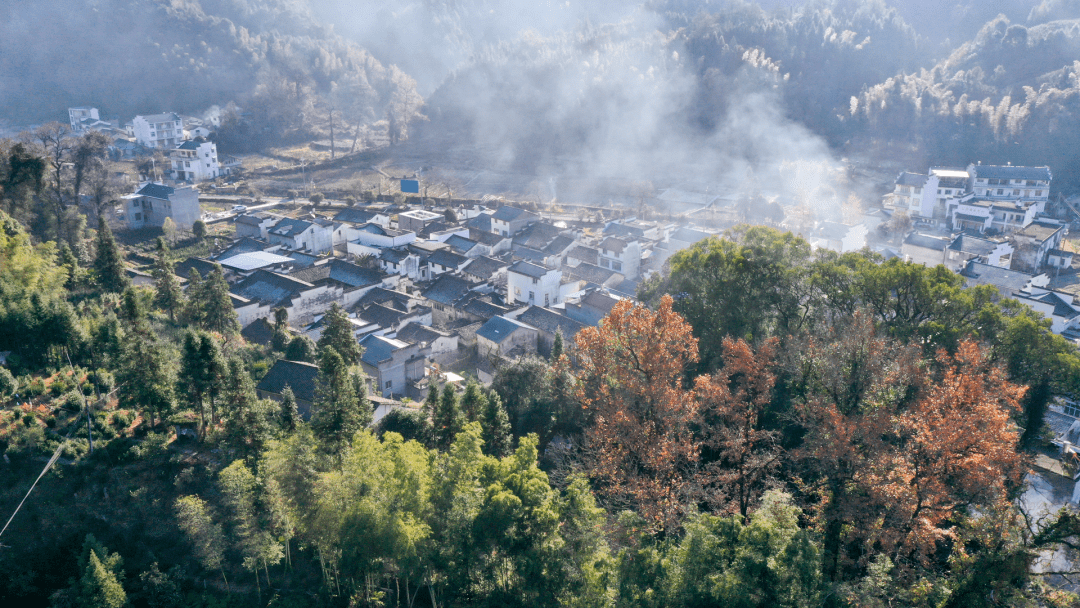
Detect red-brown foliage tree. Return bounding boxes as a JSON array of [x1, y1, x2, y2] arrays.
[[574, 295, 701, 533]]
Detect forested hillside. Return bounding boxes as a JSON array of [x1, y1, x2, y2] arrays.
[[0, 0, 421, 149]]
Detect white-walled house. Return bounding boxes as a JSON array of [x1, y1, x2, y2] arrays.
[[809, 221, 868, 253], [507, 261, 562, 307], [170, 139, 220, 182], [597, 237, 642, 279], [121, 182, 200, 229], [132, 113, 183, 149], [68, 107, 99, 132], [267, 217, 334, 254], [359, 334, 427, 398]]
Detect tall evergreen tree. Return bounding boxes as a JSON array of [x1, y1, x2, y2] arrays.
[[180, 331, 225, 435], [351, 370, 374, 430], [311, 346, 362, 462], [80, 550, 127, 608], [93, 216, 127, 293], [551, 328, 564, 360], [279, 385, 299, 433], [433, 383, 463, 451], [481, 391, 512, 457], [316, 302, 362, 365], [459, 380, 487, 422], [202, 265, 240, 335], [184, 268, 204, 326], [152, 237, 183, 321], [221, 357, 274, 463], [118, 327, 174, 429]]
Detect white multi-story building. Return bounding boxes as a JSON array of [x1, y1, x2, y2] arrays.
[[507, 261, 562, 307], [132, 113, 184, 149], [121, 182, 201, 230], [68, 107, 99, 132], [966, 163, 1051, 212], [170, 139, 220, 182]]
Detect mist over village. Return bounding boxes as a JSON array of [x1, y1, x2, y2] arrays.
[[10, 1, 1080, 606]]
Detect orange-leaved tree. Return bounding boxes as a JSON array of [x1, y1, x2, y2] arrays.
[[694, 336, 780, 521], [574, 295, 700, 533], [795, 314, 1025, 578]]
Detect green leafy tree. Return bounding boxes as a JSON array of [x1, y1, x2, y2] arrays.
[[137, 563, 181, 608], [551, 328, 564, 360], [192, 219, 207, 241], [316, 302, 362, 365], [284, 334, 316, 362], [433, 383, 462, 451], [175, 495, 227, 589], [93, 216, 128, 294], [491, 356, 557, 441], [219, 459, 283, 598]]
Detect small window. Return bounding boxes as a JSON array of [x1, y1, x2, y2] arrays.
[[997, 189, 1004, 195], [134, 213, 142, 221], [385, 380, 392, 389], [529, 291, 535, 302]]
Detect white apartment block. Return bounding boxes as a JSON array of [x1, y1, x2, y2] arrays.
[[170, 139, 220, 182], [507, 261, 562, 307], [132, 113, 184, 149], [68, 107, 99, 132]]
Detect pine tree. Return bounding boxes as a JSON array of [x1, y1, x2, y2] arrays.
[[481, 391, 512, 457], [311, 346, 362, 462], [184, 268, 204, 326], [279, 385, 299, 433], [551, 328, 564, 360], [351, 371, 374, 430], [59, 242, 80, 289], [93, 216, 128, 293], [433, 383, 463, 451], [458, 380, 487, 422], [152, 238, 183, 321], [316, 302, 362, 365], [80, 550, 127, 608], [202, 265, 240, 334], [222, 358, 274, 463]]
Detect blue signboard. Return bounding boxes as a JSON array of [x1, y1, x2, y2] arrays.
[[400, 179, 420, 193]]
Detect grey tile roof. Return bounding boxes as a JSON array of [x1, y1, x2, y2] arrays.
[[514, 221, 562, 249], [334, 208, 381, 224], [896, 171, 926, 187], [904, 233, 950, 251], [492, 206, 534, 221], [380, 248, 412, 264], [176, 257, 222, 280], [1017, 222, 1064, 243], [290, 260, 382, 289], [960, 261, 1035, 295], [135, 182, 175, 200], [970, 165, 1052, 182], [1018, 291, 1079, 319], [428, 248, 469, 270], [949, 234, 998, 256], [446, 235, 479, 253], [397, 323, 451, 344], [544, 234, 576, 255], [241, 318, 276, 346], [353, 287, 413, 311], [467, 213, 492, 232], [512, 246, 548, 263], [604, 222, 646, 239], [599, 237, 628, 254], [421, 274, 473, 305], [461, 294, 511, 319], [509, 260, 551, 279], [232, 269, 315, 307], [462, 256, 508, 280], [473, 230, 509, 246], [270, 218, 314, 237], [814, 222, 852, 241], [138, 112, 181, 124], [256, 360, 319, 406], [358, 303, 411, 329], [177, 140, 200, 150], [477, 316, 533, 344], [670, 227, 712, 244], [284, 250, 319, 267], [566, 245, 599, 265], [517, 306, 588, 338], [563, 262, 620, 284], [954, 213, 988, 223], [359, 334, 410, 366]]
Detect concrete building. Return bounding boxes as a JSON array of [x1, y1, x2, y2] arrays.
[[268, 217, 334, 254], [170, 139, 220, 182], [397, 209, 443, 233], [132, 113, 183, 149], [121, 182, 200, 230], [491, 206, 539, 237], [68, 107, 99, 132], [359, 334, 427, 398], [477, 316, 538, 359], [507, 261, 562, 307]]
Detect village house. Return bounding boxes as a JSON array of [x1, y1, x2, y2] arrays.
[[255, 360, 320, 419], [397, 209, 444, 233], [170, 139, 220, 182], [288, 259, 396, 309], [476, 316, 538, 360], [132, 113, 184, 149], [359, 334, 427, 398], [959, 260, 1049, 298], [234, 213, 280, 240], [267, 217, 334, 254], [512, 305, 588, 356], [491, 206, 539, 237], [901, 233, 952, 267], [121, 182, 200, 230], [396, 323, 460, 364], [944, 234, 1013, 271], [809, 221, 868, 253], [507, 261, 562, 307], [230, 269, 343, 327], [1012, 221, 1067, 271]]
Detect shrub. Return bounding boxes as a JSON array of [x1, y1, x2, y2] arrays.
[[26, 379, 45, 397], [92, 369, 115, 394], [62, 391, 84, 412], [130, 432, 171, 460], [22, 413, 35, 427]]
